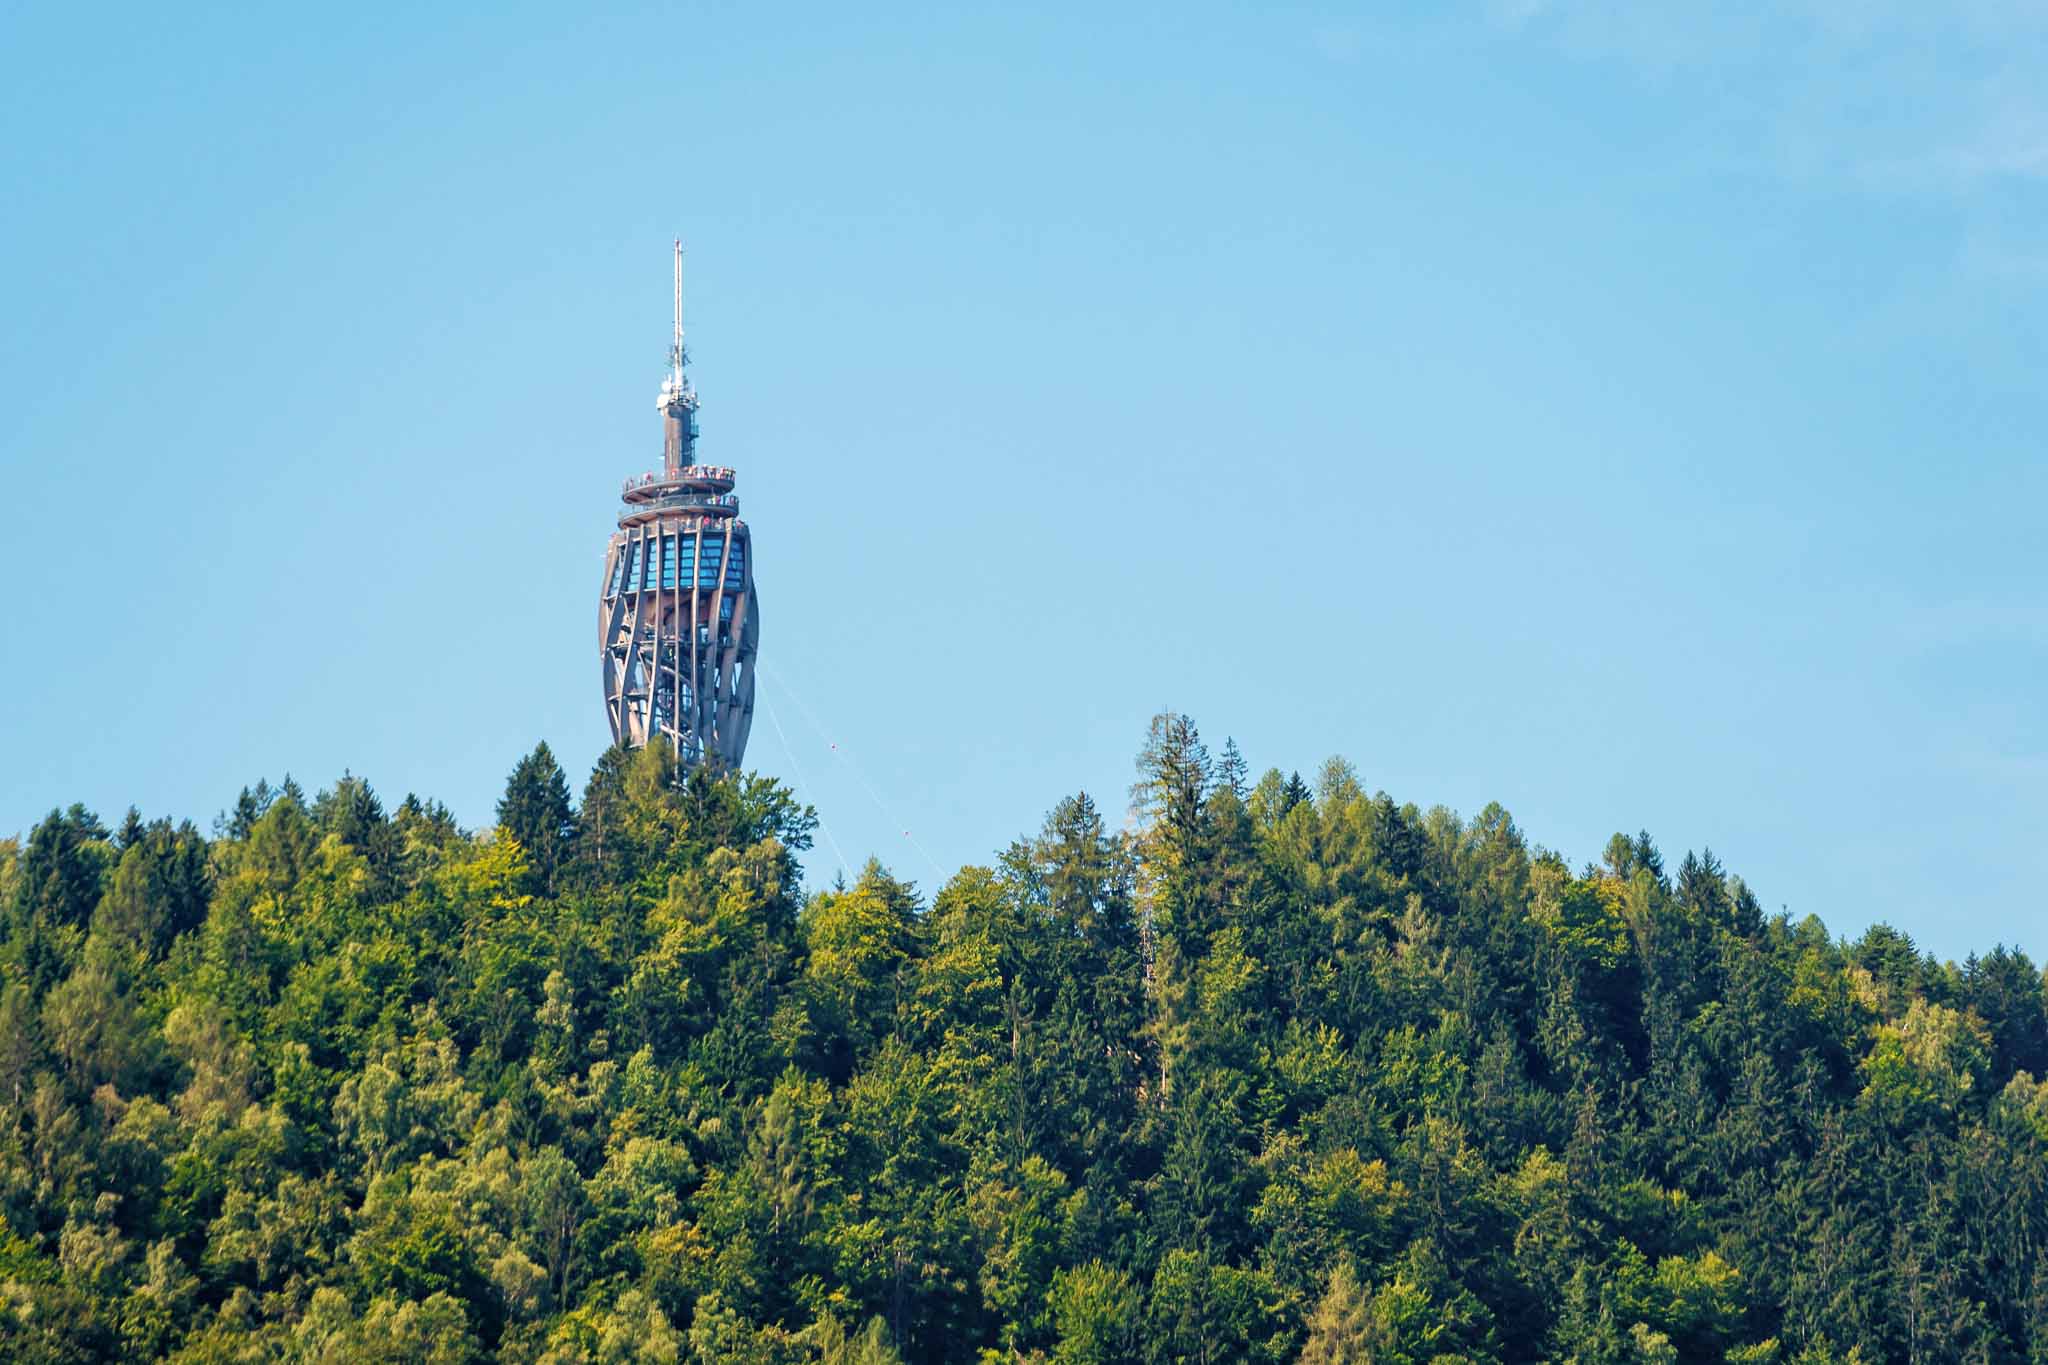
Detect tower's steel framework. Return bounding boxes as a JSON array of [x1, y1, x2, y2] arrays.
[[599, 243, 757, 766]]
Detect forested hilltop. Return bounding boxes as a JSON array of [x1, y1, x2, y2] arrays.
[[1, 716, 2044, 1364]]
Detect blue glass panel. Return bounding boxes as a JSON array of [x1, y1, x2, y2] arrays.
[[624, 544, 641, 591], [661, 536, 677, 589]]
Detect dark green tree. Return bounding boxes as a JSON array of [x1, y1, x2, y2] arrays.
[[497, 742, 579, 893]]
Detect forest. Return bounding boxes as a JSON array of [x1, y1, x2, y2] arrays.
[[0, 714, 2043, 1363]]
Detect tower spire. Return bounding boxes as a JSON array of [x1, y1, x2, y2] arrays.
[[658, 239, 699, 475], [670, 238, 683, 388]]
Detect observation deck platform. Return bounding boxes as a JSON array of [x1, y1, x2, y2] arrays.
[[619, 466, 740, 528], [623, 465, 735, 499], [618, 492, 739, 528]]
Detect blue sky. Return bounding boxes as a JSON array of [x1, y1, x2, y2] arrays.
[[2, 3, 2042, 959]]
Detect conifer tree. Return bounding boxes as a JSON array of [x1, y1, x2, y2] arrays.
[[1216, 738, 1248, 801], [497, 741, 578, 892]]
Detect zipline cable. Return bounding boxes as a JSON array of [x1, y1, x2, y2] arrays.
[[761, 662, 949, 888], [761, 689, 853, 882]]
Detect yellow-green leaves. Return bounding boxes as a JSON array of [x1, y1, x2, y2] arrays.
[[1859, 999, 1993, 1124]]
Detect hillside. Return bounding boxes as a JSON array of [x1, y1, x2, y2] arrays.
[[0, 714, 2043, 1363]]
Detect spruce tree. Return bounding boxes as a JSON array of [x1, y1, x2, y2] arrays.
[[498, 742, 578, 892], [1215, 738, 1248, 801]]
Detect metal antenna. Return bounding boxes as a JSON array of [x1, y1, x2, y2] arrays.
[[670, 238, 684, 387]]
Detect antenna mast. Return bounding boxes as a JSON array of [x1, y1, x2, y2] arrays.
[[670, 238, 684, 389]]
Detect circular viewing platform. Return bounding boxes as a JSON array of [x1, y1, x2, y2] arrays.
[[622, 465, 736, 501], [618, 491, 740, 528]]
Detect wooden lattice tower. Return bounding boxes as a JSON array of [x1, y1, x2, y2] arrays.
[[598, 242, 758, 765]]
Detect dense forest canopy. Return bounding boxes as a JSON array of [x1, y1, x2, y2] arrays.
[[0, 716, 2043, 1363]]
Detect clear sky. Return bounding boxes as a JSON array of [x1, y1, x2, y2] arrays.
[[2, 3, 2042, 960]]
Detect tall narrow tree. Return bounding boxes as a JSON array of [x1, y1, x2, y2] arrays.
[[498, 742, 578, 892]]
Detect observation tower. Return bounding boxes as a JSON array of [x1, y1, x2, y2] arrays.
[[598, 243, 758, 766]]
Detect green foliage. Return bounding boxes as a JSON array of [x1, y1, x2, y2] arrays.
[[0, 724, 2038, 1362], [1046, 1259, 1138, 1363], [498, 743, 578, 895], [1858, 998, 1992, 1125]]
